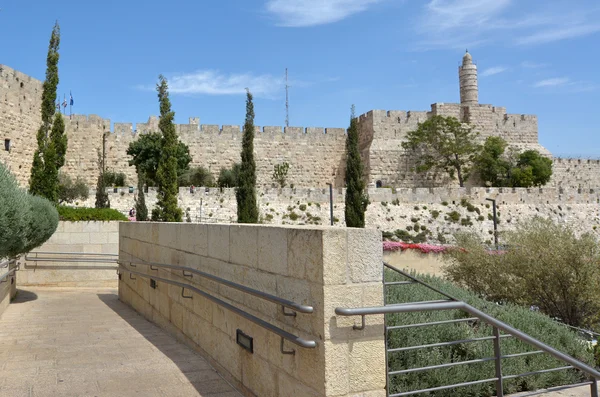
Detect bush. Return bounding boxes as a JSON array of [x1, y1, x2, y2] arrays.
[[430, 210, 440, 219], [103, 170, 127, 187], [0, 163, 58, 257], [386, 270, 594, 396], [58, 173, 89, 204], [444, 217, 600, 329], [299, 204, 307, 211], [447, 211, 460, 223], [217, 163, 240, 188], [57, 206, 128, 221], [395, 229, 412, 241], [178, 166, 215, 187], [289, 211, 299, 221]]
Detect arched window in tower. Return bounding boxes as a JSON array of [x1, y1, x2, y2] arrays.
[[376, 180, 383, 188]]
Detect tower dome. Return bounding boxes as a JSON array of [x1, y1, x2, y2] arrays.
[[459, 50, 478, 105]]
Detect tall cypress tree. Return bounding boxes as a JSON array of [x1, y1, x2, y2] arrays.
[[94, 133, 110, 208], [135, 168, 148, 221], [152, 75, 182, 222], [236, 89, 258, 223], [344, 105, 369, 228], [30, 22, 62, 200]]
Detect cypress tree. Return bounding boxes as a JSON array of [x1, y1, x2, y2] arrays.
[[30, 22, 62, 200], [152, 75, 182, 222], [94, 134, 110, 208], [135, 168, 148, 221], [236, 89, 258, 223], [344, 105, 369, 228]]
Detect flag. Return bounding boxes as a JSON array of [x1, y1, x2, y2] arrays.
[[70, 91, 74, 106], [62, 95, 67, 109]]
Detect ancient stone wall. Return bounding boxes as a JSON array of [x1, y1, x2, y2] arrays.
[[358, 103, 548, 188]]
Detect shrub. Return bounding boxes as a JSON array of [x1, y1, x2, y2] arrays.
[[299, 204, 307, 211], [406, 225, 413, 231], [265, 213, 273, 221], [104, 170, 127, 187], [441, 201, 448, 206], [444, 217, 600, 329], [394, 229, 412, 241], [382, 231, 394, 240], [478, 215, 485, 221], [414, 206, 420, 211], [178, 166, 215, 187], [0, 163, 58, 257], [57, 206, 128, 221], [289, 211, 299, 221], [430, 210, 440, 219], [392, 199, 400, 206], [411, 217, 418, 223], [460, 197, 470, 207], [272, 162, 290, 188], [217, 163, 240, 188], [382, 202, 388, 206], [58, 173, 89, 204], [447, 211, 460, 223], [386, 270, 594, 396], [460, 216, 473, 226]]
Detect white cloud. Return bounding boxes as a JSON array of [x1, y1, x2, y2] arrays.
[[481, 66, 507, 77], [516, 24, 600, 45], [265, 0, 381, 27], [415, 0, 600, 49], [534, 77, 570, 87], [166, 70, 284, 98]]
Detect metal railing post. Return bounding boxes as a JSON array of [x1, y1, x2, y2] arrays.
[[591, 379, 598, 397], [493, 327, 504, 397]]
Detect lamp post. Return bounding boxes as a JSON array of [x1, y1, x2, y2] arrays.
[[486, 198, 498, 250], [326, 183, 334, 226]]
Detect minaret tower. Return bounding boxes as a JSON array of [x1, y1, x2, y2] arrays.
[[459, 50, 478, 105]]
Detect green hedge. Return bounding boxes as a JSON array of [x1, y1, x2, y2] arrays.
[[57, 206, 128, 221], [0, 164, 58, 257], [386, 270, 595, 396]]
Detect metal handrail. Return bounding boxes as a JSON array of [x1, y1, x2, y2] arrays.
[[0, 259, 18, 283], [339, 263, 600, 397], [25, 251, 118, 263], [118, 258, 314, 315], [118, 265, 317, 352]]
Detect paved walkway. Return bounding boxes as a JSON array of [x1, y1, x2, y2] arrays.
[[0, 287, 242, 397]]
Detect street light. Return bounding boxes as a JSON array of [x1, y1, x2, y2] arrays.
[[485, 198, 498, 250], [325, 183, 334, 226]]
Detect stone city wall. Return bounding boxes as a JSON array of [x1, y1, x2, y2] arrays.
[[19, 221, 119, 287], [3, 63, 600, 192], [119, 222, 386, 397]]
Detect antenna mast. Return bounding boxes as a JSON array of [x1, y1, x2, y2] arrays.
[[285, 68, 290, 127]]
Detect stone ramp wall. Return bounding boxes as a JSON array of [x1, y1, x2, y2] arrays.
[[0, 260, 17, 319], [19, 221, 119, 287], [118, 223, 386, 397]]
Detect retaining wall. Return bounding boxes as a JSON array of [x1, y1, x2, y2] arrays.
[[0, 261, 17, 319], [19, 221, 119, 287], [118, 222, 386, 397]]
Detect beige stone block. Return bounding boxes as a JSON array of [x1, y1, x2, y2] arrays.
[[182, 309, 201, 343], [158, 290, 170, 319], [82, 244, 103, 253], [170, 300, 184, 331], [158, 223, 181, 249], [347, 229, 382, 283], [277, 370, 322, 397], [103, 221, 120, 232], [63, 222, 83, 232], [101, 243, 119, 254], [81, 222, 101, 232], [348, 339, 386, 393], [322, 229, 348, 285], [192, 293, 213, 323], [241, 354, 277, 397], [295, 342, 326, 394], [180, 223, 208, 256], [324, 340, 350, 396], [107, 232, 119, 244], [89, 232, 109, 244], [207, 224, 230, 262], [287, 228, 323, 282], [323, 284, 365, 340], [229, 225, 258, 268], [258, 227, 287, 275]]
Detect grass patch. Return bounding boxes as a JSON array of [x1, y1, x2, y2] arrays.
[[57, 206, 128, 221]]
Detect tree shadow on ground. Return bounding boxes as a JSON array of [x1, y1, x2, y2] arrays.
[[96, 293, 241, 397], [11, 289, 38, 304]]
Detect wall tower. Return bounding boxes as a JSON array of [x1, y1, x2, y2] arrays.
[[459, 50, 478, 105]]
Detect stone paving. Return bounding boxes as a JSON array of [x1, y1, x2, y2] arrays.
[[0, 287, 242, 397]]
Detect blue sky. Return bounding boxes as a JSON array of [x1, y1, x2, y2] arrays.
[[1, 0, 599, 156]]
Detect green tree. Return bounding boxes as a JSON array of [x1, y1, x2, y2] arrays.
[[236, 89, 259, 223], [272, 162, 290, 188], [510, 150, 553, 188], [474, 136, 512, 187], [127, 132, 191, 186], [344, 105, 369, 228], [30, 22, 67, 202], [152, 75, 182, 222], [135, 168, 148, 221], [444, 217, 600, 329], [217, 164, 240, 188], [402, 115, 480, 187], [95, 134, 110, 209], [178, 166, 215, 187], [58, 173, 89, 204]]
